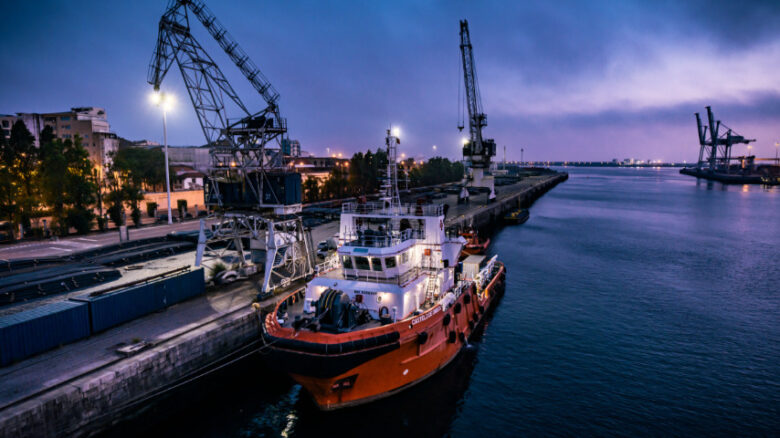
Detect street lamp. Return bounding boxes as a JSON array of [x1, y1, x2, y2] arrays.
[[775, 142, 779, 162], [432, 145, 437, 152], [150, 91, 174, 225]]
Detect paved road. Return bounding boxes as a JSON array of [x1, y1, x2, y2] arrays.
[[0, 220, 209, 260]]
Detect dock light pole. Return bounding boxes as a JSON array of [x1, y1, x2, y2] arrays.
[[151, 91, 174, 225]]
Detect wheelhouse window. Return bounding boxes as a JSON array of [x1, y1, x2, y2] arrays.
[[401, 251, 409, 263], [354, 256, 370, 270], [342, 255, 353, 269], [371, 257, 383, 271], [385, 256, 397, 268]]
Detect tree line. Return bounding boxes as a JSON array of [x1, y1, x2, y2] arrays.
[[0, 121, 168, 240], [302, 148, 465, 203]]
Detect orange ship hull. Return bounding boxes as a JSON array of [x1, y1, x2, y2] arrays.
[[262, 263, 506, 410]]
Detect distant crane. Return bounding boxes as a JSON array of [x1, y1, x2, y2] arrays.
[[695, 106, 755, 173], [458, 19, 497, 202], [148, 0, 313, 295]]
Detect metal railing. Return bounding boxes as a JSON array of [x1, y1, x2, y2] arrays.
[[342, 228, 424, 248], [338, 266, 422, 286], [342, 202, 443, 217]]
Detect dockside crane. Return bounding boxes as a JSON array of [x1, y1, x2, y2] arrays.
[[148, 0, 314, 295], [458, 20, 497, 202], [695, 106, 755, 173]]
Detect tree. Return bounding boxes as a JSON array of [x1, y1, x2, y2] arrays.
[[303, 176, 319, 203], [110, 147, 166, 191], [0, 121, 39, 236], [38, 132, 96, 235]]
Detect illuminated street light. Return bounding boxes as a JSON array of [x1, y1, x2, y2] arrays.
[[392, 127, 401, 138], [461, 137, 469, 145], [432, 145, 437, 152], [150, 91, 175, 225]]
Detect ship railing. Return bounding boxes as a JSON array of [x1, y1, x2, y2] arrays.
[[340, 266, 422, 286], [342, 202, 443, 217], [342, 228, 425, 248], [315, 253, 340, 275]]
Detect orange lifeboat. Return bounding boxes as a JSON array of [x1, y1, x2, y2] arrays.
[[460, 229, 490, 256]]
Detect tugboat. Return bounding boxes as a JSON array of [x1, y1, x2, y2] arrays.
[[262, 129, 506, 410], [459, 228, 490, 256]]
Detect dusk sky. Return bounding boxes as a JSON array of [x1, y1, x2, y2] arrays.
[[2, 0, 780, 162]]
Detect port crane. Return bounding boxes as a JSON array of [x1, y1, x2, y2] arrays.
[[148, 0, 314, 295], [695, 106, 755, 173], [458, 20, 497, 202]]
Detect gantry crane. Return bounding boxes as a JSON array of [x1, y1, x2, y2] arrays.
[[458, 20, 497, 202], [695, 106, 755, 173], [148, 0, 314, 295]]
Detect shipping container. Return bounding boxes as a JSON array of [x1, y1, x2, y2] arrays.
[[73, 282, 161, 333], [154, 268, 205, 308], [0, 300, 90, 366], [72, 269, 206, 333]]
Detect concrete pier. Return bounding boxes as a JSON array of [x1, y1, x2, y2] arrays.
[[0, 172, 566, 437]]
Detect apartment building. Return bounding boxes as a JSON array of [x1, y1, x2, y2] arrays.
[[8, 107, 119, 176]]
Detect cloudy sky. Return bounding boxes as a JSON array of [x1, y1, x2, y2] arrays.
[[2, 0, 780, 161]]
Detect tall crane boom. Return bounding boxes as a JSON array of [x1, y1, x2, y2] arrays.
[[458, 20, 496, 201], [148, 0, 313, 296], [148, 0, 284, 149]]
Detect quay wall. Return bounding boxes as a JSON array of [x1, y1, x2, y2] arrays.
[[447, 172, 568, 230], [0, 307, 260, 438]]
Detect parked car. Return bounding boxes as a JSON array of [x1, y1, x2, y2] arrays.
[[316, 238, 338, 259]]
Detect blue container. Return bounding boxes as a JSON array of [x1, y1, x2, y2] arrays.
[[154, 269, 205, 307], [75, 282, 161, 333], [0, 301, 90, 366]]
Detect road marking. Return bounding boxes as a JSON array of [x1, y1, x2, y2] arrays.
[[49, 247, 73, 252], [75, 238, 98, 242]]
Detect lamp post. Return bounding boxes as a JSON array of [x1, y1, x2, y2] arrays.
[[151, 91, 174, 225], [775, 142, 779, 162]]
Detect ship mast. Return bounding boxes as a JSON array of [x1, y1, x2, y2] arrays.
[[381, 128, 402, 210]]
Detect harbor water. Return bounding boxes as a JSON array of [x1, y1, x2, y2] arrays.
[[109, 167, 779, 437]]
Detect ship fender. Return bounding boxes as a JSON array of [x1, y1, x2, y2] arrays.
[[454, 303, 462, 314], [442, 313, 451, 326], [417, 331, 429, 345], [463, 293, 471, 304], [448, 331, 457, 343]]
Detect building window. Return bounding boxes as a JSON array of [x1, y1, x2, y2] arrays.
[[60, 116, 70, 121], [63, 125, 71, 129], [84, 134, 88, 138], [62, 134, 71, 139], [354, 256, 370, 270], [342, 255, 353, 269], [370, 257, 383, 271], [385, 256, 396, 268]]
